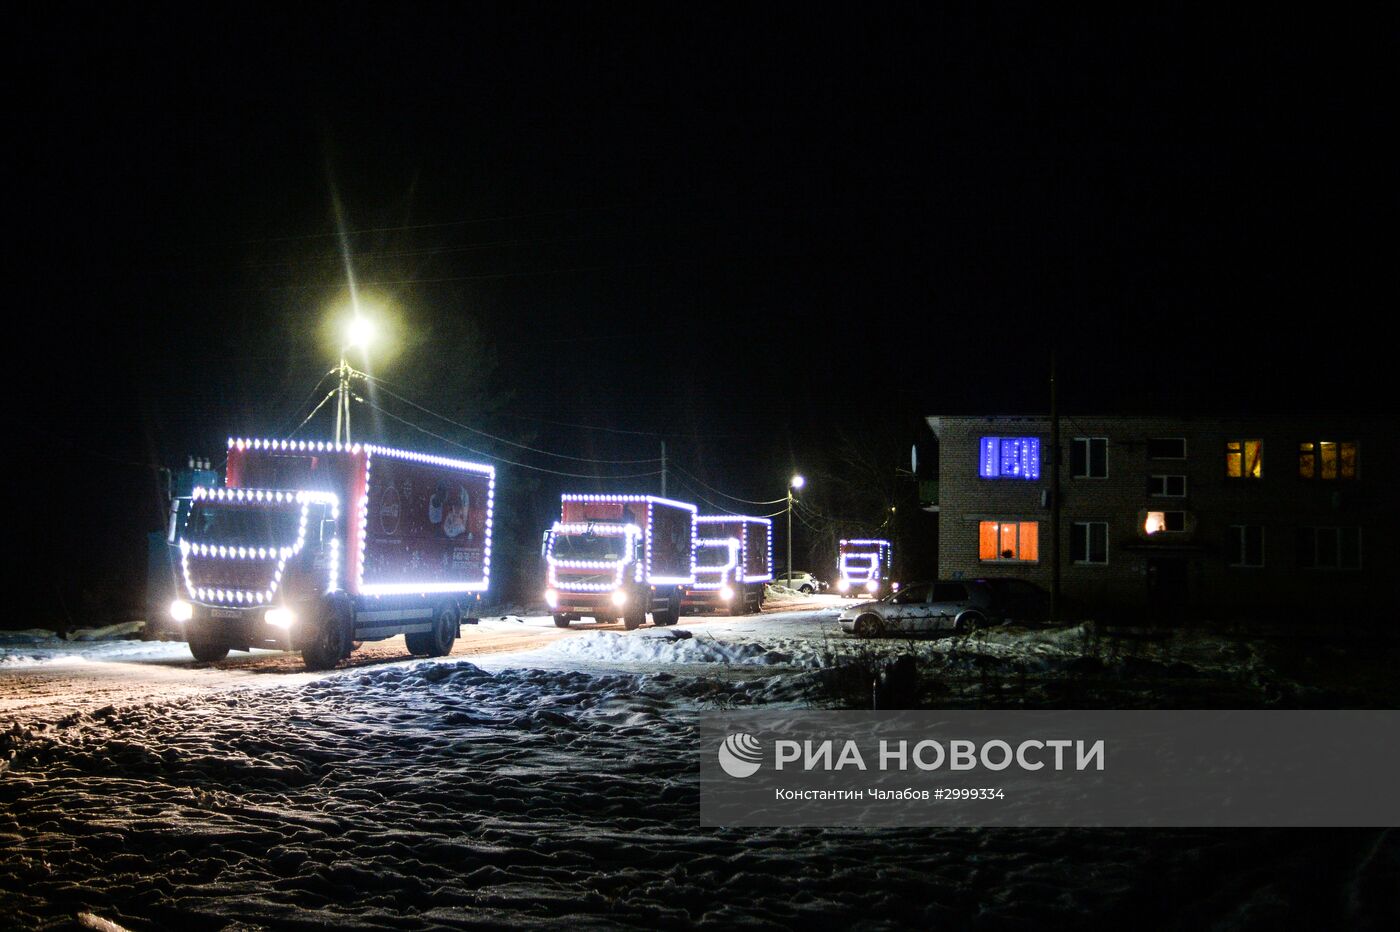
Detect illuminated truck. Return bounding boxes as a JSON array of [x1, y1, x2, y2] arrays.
[[837, 538, 893, 596], [543, 494, 696, 629], [169, 438, 494, 670], [680, 515, 773, 614]]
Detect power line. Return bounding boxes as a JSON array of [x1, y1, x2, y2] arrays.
[[669, 463, 788, 505], [276, 367, 338, 437], [362, 400, 663, 480], [359, 372, 662, 465]]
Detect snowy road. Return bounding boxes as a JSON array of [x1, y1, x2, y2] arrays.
[[3, 606, 1397, 929]]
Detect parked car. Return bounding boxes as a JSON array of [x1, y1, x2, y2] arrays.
[[838, 578, 1049, 637], [771, 571, 823, 594]]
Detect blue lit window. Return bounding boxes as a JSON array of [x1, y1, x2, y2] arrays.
[[980, 437, 1041, 480]]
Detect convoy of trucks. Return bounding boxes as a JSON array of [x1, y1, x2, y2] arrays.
[[836, 538, 894, 596], [542, 494, 697, 629], [169, 438, 494, 669], [157, 434, 900, 667], [680, 515, 773, 614]]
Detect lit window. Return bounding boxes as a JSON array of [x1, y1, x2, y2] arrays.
[[1145, 511, 1185, 535], [978, 521, 1039, 562], [1147, 438, 1187, 459], [979, 437, 1041, 480], [1071, 521, 1108, 564], [1227, 525, 1264, 567], [1298, 441, 1358, 480], [1071, 438, 1108, 478], [1225, 439, 1263, 479], [1147, 475, 1187, 497], [1297, 527, 1361, 569]]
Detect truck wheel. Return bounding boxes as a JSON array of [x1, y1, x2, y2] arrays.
[[302, 598, 351, 671], [552, 613, 573, 628], [652, 590, 681, 626], [622, 611, 645, 630], [187, 636, 229, 663], [408, 602, 459, 657]]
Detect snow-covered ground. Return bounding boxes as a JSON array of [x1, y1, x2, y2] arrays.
[[3, 608, 1397, 928]]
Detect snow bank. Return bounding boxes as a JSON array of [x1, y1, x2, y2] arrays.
[[536, 630, 820, 667]]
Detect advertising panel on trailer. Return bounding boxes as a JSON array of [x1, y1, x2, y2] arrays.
[[543, 494, 697, 629], [682, 515, 773, 614], [169, 438, 495, 669]]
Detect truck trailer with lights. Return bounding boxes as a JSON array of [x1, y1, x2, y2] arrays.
[[680, 515, 773, 614], [543, 494, 697, 629], [837, 538, 893, 596], [169, 438, 495, 669]]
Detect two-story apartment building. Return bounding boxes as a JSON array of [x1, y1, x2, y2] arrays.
[[930, 415, 1392, 619]]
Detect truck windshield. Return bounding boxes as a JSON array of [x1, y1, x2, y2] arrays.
[[696, 546, 734, 568], [552, 532, 628, 562], [186, 503, 304, 548]]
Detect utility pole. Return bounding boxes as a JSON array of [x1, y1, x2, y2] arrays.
[[787, 474, 805, 582], [1050, 347, 1061, 623], [335, 354, 347, 445], [660, 441, 667, 497]]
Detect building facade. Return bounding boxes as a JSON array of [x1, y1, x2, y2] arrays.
[[930, 415, 1392, 619]]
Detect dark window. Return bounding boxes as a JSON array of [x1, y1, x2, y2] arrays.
[[1072, 438, 1108, 478], [1071, 522, 1108, 563], [1227, 526, 1265, 567], [931, 583, 969, 602], [1148, 437, 1187, 459], [1147, 475, 1187, 497], [1297, 527, 1362, 569]]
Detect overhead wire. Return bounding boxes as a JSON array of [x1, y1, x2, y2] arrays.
[[362, 399, 663, 480], [668, 463, 788, 505], [357, 371, 663, 465]]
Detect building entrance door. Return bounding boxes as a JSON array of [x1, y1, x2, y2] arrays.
[[1146, 556, 1189, 610]]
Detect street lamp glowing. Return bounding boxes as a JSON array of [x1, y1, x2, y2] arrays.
[[346, 315, 375, 350], [790, 474, 805, 490]]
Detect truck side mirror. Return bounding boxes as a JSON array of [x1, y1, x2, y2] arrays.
[[320, 517, 338, 543]]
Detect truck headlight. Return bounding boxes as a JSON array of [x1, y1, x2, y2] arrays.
[[169, 599, 193, 623], [720, 585, 734, 601], [266, 607, 296, 629], [611, 590, 628, 607], [837, 579, 850, 593], [544, 588, 558, 609], [865, 579, 878, 593]]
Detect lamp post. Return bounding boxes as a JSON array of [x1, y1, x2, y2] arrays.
[[787, 474, 805, 584], [336, 314, 375, 445]]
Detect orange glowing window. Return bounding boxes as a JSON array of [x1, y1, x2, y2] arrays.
[[979, 521, 1039, 561], [1299, 441, 1357, 480], [1226, 439, 1263, 479]]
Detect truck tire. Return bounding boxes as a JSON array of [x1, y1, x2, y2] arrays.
[[187, 635, 229, 663], [652, 590, 681, 626], [622, 611, 645, 630], [552, 614, 573, 628], [302, 597, 351, 671], [407, 602, 459, 657]]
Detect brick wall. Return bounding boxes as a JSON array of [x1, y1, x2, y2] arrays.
[[930, 415, 1393, 618]]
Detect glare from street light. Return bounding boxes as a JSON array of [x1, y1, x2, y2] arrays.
[[346, 314, 375, 350], [790, 474, 805, 490]]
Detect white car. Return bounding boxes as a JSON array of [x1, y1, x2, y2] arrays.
[[838, 581, 1002, 637], [771, 571, 822, 594]]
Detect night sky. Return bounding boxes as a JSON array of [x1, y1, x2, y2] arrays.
[[13, 8, 1393, 622]]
